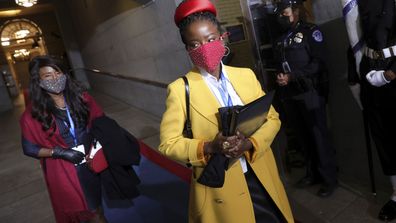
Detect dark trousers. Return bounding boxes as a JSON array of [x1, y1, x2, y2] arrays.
[[244, 165, 286, 223], [360, 56, 396, 175], [282, 91, 337, 186], [76, 163, 103, 210], [365, 106, 396, 175]]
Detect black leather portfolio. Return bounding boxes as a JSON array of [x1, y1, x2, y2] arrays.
[[219, 90, 275, 137], [197, 91, 275, 188]]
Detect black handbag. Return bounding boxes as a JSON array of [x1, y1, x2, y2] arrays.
[[181, 76, 228, 188], [182, 76, 193, 139]]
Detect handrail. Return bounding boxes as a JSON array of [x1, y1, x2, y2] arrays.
[[71, 67, 168, 89]]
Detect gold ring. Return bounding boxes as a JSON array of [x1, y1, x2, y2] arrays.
[[222, 141, 230, 150]]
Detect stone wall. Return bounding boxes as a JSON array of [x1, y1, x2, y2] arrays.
[[65, 0, 191, 117]]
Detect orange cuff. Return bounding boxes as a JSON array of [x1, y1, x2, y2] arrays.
[[244, 138, 258, 162], [196, 141, 209, 164]]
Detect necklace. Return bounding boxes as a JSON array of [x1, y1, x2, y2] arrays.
[[56, 105, 67, 110]]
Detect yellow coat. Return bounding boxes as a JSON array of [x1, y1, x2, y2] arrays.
[[159, 65, 294, 223]]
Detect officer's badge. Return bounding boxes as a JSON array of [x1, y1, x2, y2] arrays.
[[293, 32, 303, 43], [312, 30, 323, 42]]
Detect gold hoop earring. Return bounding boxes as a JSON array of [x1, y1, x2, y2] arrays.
[[224, 46, 230, 57]]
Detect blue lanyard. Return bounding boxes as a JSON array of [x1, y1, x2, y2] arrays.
[[218, 72, 233, 107], [64, 101, 77, 146]]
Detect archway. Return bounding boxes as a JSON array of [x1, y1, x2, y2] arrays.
[[0, 18, 47, 95]]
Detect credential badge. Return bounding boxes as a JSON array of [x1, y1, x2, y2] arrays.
[[294, 32, 303, 43]]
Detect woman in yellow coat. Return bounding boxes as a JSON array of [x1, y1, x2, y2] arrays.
[[159, 0, 294, 222]]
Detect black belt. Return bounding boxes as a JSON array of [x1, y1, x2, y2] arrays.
[[364, 45, 396, 60]]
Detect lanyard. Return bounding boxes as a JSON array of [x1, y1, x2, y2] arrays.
[[64, 101, 77, 146], [218, 72, 233, 107]]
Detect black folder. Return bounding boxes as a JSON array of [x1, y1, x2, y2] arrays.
[[197, 91, 275, 188], [227, 90, 275, 137]]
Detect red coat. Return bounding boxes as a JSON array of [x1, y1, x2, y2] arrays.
[[20, 92, 103, 223]]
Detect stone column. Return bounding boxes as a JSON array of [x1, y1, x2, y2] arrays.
[[0, 71, 13, 112], [51, 0, 90, 88]]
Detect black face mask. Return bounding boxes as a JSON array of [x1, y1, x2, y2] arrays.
[[277, 16, 292, 31]]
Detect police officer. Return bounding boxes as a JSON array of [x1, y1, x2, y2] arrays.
[[273, 0, 337, 197], [353, 0, 396, 221]]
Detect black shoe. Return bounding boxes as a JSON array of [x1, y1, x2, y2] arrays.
[[316, 184, 337, 198], [379, 200, 396, 222], [295, 176, 320, 188]]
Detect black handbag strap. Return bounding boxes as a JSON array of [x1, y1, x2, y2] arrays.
[[182, 76, 193, 139]]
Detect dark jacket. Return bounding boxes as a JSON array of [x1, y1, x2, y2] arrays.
[[355, 0, 396, 107], [274, 21, 329, 99], [358, 0, 396, 73], [86, 116, 141, 200]]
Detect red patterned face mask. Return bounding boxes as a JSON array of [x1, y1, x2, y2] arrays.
[[188, 40, 225, 74]]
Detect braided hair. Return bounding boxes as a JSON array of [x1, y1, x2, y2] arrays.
[[177, 10, 224, 44]]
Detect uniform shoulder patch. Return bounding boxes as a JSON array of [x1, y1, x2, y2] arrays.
[[312, 30, 323, 42]]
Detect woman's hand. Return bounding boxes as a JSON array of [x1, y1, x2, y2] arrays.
[[52, 146, 85, 164], [223, 131, 252, 158], [204, 132, 239, 155], [276, 73, 289, 86]]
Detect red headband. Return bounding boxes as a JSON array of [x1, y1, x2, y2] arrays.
[[174, 0, 217, 26]]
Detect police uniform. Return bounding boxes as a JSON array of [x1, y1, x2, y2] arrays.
[[274, 19, 337, 192]]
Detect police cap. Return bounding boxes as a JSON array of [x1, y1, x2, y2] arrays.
[[275, 0, 304, 13]]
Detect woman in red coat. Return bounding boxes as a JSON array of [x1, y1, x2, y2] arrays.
[[20, 55, 106, 223]]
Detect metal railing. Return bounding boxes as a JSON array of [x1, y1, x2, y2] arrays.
[[71, 67, 168, 89]]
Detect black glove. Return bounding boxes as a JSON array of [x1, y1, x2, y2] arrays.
[[52, 146, 85, 164]]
